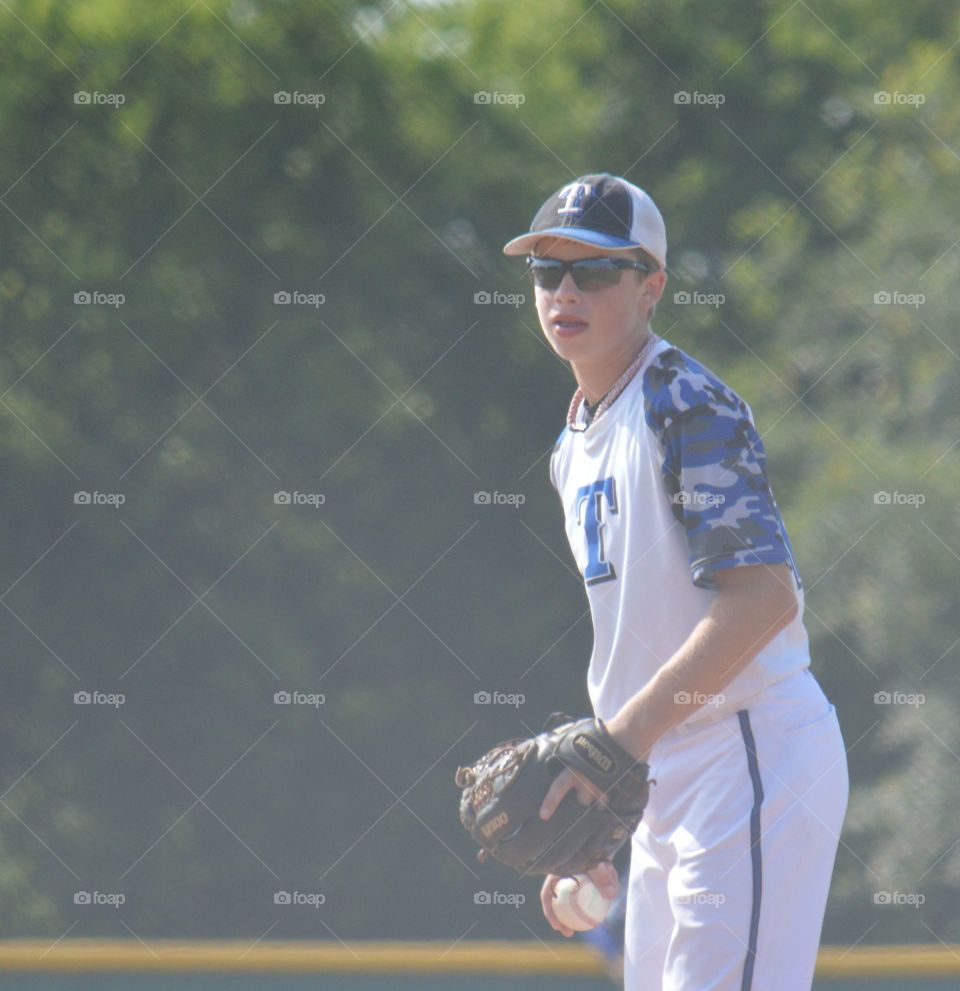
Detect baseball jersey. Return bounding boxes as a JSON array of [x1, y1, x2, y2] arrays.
[[549, 337, 811, 726]]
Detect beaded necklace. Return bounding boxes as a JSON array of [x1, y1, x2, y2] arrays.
[[566, 333, 661, 432]]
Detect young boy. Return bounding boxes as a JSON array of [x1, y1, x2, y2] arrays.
[[501, 174, 849, 991]]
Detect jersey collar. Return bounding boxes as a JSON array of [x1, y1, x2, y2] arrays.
[[566, 334, 661, 433]]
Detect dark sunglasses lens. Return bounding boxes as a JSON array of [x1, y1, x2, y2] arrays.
[[528, 259, 625, 290], [572, 262, 621, 289], [529, 262, 563, 289]]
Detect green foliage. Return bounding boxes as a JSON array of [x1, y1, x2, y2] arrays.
[[0, 0, 957, 947]]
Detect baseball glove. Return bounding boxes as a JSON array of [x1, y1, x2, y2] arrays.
[[454, 713, 652, 877]]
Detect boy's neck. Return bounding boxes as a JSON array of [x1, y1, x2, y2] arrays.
[[574, 328, 655, 406]]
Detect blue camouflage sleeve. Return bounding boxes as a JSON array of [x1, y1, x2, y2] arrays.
[[642, 348, 800, 591]]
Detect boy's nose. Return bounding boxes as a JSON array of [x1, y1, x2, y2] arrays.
[[555, 272, 582, 298]]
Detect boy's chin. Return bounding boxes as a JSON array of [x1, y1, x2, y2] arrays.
[[548, 338, 585, 361]]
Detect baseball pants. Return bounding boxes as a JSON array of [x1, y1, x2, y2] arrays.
[[623, 667, 849, 991]]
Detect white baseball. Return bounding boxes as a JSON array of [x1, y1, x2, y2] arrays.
[[551, 874, 612, 931]]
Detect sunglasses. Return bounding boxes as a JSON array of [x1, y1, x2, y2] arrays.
[[526, 254, 653, 291]]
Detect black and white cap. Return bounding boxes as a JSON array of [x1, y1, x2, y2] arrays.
[[502, 173, 667, 269]]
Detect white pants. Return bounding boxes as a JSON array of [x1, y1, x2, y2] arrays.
[[624, 668, 849, 991]]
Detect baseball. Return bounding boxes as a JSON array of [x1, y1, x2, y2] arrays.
[[551, 874, 612, 931]]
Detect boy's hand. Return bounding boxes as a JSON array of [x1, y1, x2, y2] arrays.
[[540, 862, 620, 937], [455, 714, 650, 877], [539, 767, 608, 820]]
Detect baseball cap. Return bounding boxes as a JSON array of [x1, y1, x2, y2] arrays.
[[502, 173, 667, 269]]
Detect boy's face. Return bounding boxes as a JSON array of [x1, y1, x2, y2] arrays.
[[531, 238, 666, 366]]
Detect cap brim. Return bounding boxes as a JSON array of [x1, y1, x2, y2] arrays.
[[502, 227, 657, 261]]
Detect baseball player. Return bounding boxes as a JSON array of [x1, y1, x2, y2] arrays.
[[500, 174, 850, 991]]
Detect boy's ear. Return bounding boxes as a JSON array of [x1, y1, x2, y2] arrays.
[[642, 270, 667, 302], [639, 270, 667, 318]]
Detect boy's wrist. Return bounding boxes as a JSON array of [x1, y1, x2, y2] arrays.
[[604, 713, 653, 764]]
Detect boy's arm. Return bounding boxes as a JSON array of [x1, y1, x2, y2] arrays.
[[538, 561, 797, 819], [603, 561, 798, 761]]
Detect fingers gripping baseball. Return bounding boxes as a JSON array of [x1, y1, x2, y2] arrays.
[[541, 863, 619, 937], [541, 875, 574, 937]]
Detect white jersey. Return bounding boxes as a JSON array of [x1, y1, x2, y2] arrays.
[[549, 337, 811, 726]]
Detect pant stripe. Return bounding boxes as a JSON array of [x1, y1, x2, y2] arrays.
[[738, 709, 764, 991]]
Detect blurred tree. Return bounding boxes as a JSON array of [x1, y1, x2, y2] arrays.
[[0, 0, 956, 946]]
